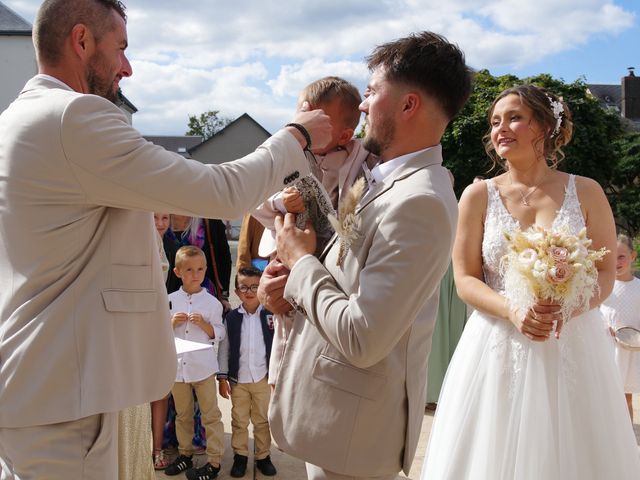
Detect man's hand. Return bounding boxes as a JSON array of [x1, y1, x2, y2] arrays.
[[275, 213, 316, 270], [282, 187, 305, 214], [257, 259, 293, 315], [288, 101, 332, 151]]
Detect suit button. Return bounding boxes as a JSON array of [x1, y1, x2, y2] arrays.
[[293, 171, 299, 179]]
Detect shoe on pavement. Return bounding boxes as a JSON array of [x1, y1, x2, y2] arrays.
[[230, 454, 248, 477], [256, 455, 277, 476], [186, 462, 221, 480], [165, 454, 193, 476]]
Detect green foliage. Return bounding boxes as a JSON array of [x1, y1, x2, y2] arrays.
[[442, 70, 639, 238], [186, 110, 232, 140]]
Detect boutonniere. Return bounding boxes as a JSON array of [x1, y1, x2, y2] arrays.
[[328, 177, 366, 267]]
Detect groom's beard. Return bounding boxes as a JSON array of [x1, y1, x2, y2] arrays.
[[362, 117, 395, 157]]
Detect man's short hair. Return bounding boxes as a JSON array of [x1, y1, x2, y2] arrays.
[[174, 245, 206, 270], [235, 266, 263, 289], [300, 76, 362, 130], [366, 31, 472, 121], [34, 0, 127, 67]]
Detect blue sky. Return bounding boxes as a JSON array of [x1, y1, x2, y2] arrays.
[[5, 0, 638, 135]]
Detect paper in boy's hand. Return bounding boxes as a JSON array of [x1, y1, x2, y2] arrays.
[[174, 337, 213, 356]]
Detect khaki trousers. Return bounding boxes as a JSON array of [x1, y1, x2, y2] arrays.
[[172, 375, 224, 465], [0, 412, 117, 480], [230, 376, 271, 459], [305, 463, 398, 480]]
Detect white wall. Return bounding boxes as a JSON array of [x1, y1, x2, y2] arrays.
[[0, 35, 37, 112]]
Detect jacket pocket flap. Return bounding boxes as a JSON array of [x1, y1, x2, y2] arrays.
[[312, 354, 386, 400], [102, 289, 157, 313]]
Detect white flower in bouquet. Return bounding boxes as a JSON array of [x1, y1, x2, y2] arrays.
[[501, 226, 609, 322]]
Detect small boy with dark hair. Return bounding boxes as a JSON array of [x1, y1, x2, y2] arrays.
[[165, 245, 225, 480], [218, 267, 277, 477]]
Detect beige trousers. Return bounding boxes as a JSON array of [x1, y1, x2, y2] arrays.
[[172, 375, 224, 465], [231, 376, 271, 459], [0, 412, 117, 480], [305, 463, 398, 480]]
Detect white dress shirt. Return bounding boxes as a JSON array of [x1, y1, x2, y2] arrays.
[[237, 304, 268, 383], [169, 287, 225, 383]]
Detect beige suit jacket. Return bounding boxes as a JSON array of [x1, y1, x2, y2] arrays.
[[269, 146, 457, 476], [0, 76, 308, 428]]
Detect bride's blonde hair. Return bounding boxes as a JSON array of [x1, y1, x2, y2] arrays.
[[483, 84, 573, 172]]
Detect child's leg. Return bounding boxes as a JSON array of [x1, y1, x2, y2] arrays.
[[230, 382, 252, 456], [150, 396, 169, 451], [249, 376, 272, 460], [193, 375, 224, 466], [171, 382, 195, 457]]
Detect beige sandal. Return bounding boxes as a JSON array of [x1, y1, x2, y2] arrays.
[[153, 449, 169, 470]]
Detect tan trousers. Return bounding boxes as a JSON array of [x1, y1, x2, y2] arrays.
[[230, 376, 271, 459], [0, 412, 117, 480], [305, 463, 398, 480], [172, 375, 224, 466]]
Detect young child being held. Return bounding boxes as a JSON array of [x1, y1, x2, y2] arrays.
[[218, 267, 277, 477], [252, 77, 375, 387], [165, 246, 225, 480]]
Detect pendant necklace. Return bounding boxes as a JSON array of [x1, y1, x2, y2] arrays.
[[508, 169, 545, 207]]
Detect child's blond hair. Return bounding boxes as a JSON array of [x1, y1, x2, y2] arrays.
[[174, 245, 206, 270], [300, 76, 361, 130]]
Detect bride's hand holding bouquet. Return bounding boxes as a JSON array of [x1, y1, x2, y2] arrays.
[[502, 226, 609, 340]]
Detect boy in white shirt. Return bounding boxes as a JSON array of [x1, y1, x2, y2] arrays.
[[165, 246, 225, 480]]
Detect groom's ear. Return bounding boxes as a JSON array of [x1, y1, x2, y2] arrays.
[[401, 92, 420, 117]]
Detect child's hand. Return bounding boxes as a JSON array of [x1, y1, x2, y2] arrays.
[[218, 379, 231, 399], [171, 312, 188, 328], [189, 313, 206, 329], [282, 187, 305, 214]]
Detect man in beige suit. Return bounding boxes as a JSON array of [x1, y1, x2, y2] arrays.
[[260, 32, 472, 479], [0, 0, 331, 478]]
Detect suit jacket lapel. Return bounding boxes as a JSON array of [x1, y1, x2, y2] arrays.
[[319, 146, 444, 261]]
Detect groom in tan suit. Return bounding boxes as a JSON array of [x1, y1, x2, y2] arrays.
[[0, 0, 331, 478], [260, 32, 472, 479]]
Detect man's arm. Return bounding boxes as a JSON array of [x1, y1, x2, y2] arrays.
[[279, 194, 454, 369], [60, 96, 331, 219]]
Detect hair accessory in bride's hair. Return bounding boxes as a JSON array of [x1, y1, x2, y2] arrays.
[[546, 94, 564, 137]]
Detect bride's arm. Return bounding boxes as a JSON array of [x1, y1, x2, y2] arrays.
[[576, 176, 617, 309], [453, 181, 554, 341], [453, 181, 511, 319]]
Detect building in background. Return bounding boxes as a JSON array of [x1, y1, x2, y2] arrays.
[[588, 68, 640, 130]]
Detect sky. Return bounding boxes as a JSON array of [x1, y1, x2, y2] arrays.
[[5, 0, 639, 136]]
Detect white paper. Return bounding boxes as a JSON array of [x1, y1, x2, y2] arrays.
[[174, 337, 214, 355]]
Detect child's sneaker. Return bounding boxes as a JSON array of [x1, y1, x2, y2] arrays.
[[186, 462, 221, 480], [165, 454, 193, 476]]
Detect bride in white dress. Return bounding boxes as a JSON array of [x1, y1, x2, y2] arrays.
[[421, 85, 640, 479]]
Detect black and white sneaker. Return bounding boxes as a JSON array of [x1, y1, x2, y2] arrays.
[[164, 454, 193, 476], [186, 462, 221, 480]]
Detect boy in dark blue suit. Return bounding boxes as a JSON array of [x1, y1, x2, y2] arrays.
[[218, 267, 276, 477]]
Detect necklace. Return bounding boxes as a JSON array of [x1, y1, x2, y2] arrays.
[[508, 169, 546, 206]]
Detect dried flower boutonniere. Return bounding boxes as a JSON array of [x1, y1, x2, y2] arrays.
[[328, 177, 367, 267]]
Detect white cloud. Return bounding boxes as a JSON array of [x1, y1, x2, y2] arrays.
[[4, 0, 636, 135]]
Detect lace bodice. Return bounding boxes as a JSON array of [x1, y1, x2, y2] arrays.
[[481, 175, 585, 293]]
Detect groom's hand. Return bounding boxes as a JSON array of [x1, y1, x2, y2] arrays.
[[274, 213, 316, 271], [258, 259, 293, 315]]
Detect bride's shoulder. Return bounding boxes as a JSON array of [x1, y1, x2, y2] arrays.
[[459, 177, 490, 214], [573, 174, 606, 204]]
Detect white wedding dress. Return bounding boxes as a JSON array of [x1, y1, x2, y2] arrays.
[[421, 176, 640, 479]]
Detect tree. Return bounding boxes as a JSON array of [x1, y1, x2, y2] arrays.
[[186, 110, 232, 140], [609, 132, 640, 238]]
